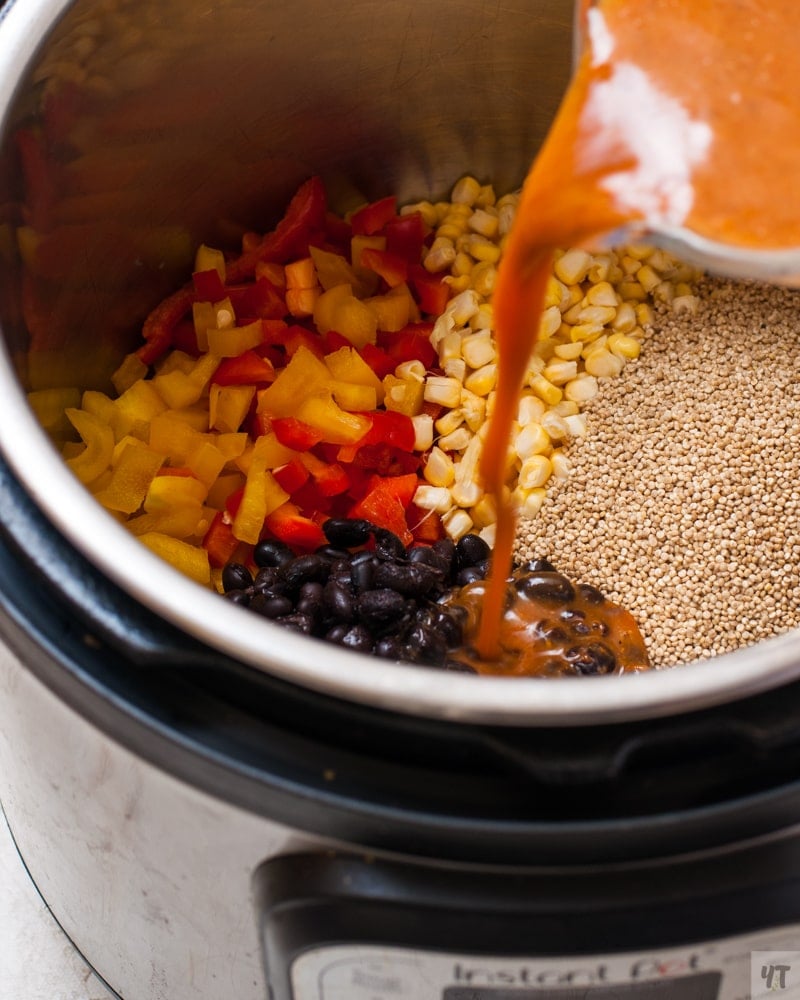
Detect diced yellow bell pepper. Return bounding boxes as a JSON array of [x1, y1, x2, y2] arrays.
[[148, 412, 204, 463], [312, 282, 354, 335], [127, 504, 206, 538], [137, 532, 211, 586], [286, 286, 320, 317], [113, 379, 168, 439], [232, 435, 290, 544], [144, 474, 208, 512], [93, 440, 165, 514], [366, 285, 412, 332], [111, 353, 148, 395], [329, 295, 378, 348], [209, 384, 256, 432], [206, 320, 263, 358], [186, 440, 226, 487], [195, 243, 226, 282], [153, 352, 220, 409], [233, 431, 296, 475], [285, 256, 318, 290], [28, 387, 81, 439], [382, 374, 425, 416], [324, 346, 385, 405], [295, 392, 372, 444], [213, 432, 248, 463], [330, 381, 377, 413], [192, 300, 217, 352], [206, 472, 246, 509], [309, 246, 360, 291], [257, 345, 331, 418], [155, 350, 196, 376], [64, 407, 115, 485]]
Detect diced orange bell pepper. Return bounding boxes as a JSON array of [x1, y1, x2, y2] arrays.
[[64, 407, 114, 484], [138, 532, 211, 585], [232, 434, 291, 544], [93, 440, 165, 514]]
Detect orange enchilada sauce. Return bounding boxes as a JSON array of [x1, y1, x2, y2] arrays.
[[475, 0, 800, 662]]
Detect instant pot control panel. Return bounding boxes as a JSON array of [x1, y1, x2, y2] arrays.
[[255, 851, 800, 1000]]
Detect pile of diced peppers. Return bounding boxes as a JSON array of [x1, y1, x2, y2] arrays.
[[48, 174, 699, 592]]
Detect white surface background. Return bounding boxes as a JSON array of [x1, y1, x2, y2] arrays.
[[0, 807, 113, 1000]]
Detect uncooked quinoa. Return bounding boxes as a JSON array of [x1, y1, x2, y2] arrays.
[[517, 277, 800, 668]]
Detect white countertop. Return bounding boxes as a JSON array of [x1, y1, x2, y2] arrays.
[[0, 806, 114, 1000]]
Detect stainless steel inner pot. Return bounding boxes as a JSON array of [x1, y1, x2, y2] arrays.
[[1, 0, 798, 726]]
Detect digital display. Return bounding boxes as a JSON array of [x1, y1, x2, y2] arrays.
[[442, 972, 722, 1000]]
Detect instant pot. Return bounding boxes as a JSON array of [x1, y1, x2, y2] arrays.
[[2, 1, 800, 998]]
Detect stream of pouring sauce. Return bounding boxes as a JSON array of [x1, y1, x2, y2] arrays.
[[476, 0, 800, 660]]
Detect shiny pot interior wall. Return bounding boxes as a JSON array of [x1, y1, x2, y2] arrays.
[[0, 0, 572, 393]]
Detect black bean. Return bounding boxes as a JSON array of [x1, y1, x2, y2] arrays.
[[221, 562, 252, 593], [455, 533, 491, 569], [224, 589, 251, 606], [315, 545, 351, 561], [432, 538, 457, 577], [539, 624, 569, 644], [519, 557, 556, 574], [409, 544, 452, 577], [590, 619, 610, 636], [443, 658, 479, 674], [253, 539, 294, 569], [280, 554, 331, 591], [253, 567, 281, 593], [516, 571, 575, 604], [417, 605, 465, 648], [275, 612, 315, 635], [571, 620, 593, 636], [323, 581, 356, 622], [341, 624, 374, 652], [323, 517, 374, 548], [328, 559, 353, 586], [559, 608, 586, 622], [374, 561, 441, 598], [325, 624, 350, 644], [358, 588, 407, 628], [564, 642, 617, 676], [456, 566, 485, 587], [373, 527, 407, 562], [250, 594, 295, 619], [577, 583, 606, 605], [296, 581, 325, 619], [374, 635, 404, 660], [350, 551, 378, 591], [402, 624, 448, 665]]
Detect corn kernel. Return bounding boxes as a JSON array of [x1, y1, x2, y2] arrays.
[[478, 523, 497, 548], [607, 332, 642, 359], [672, 294, 700, 315], [612, 302, 638, 333], [578, 304, 617, 326], [401, 200, 438, 228], [446, 288, 481, 326], [439, 330, 464, 364], [435, 408, 465, 436], [551, 448, 572, 480], [518, 454, 552, 490], [451, 479, 483, 507], [516, 487, 547, 519], [543, 359, 577, 385], [464, 363, 497, 396], [451, 175, 482, 206], [467, 235, 502, 264], [540, 410, 569, 441], [470, 262, 497, 297], [443, 274, 471, 294], [470, 493, 497, 529], [554, 248, 592, 285], [451, 251, 474, 278], [468, 208, 500, 239], [553, 340, 583, 361], [424, 446, 455, 487], [423, 236, 457, 273], [424, 375, 462, 408], [460, 390, 486, 432], [530, 374, 562, 406], [539, 305, 563, 339], [635, 303, 656, 327], [564, 373, 599, 403], [475, 184, 497, 208], [514, 421, 550, 459], [443, 358, 467, 382], [517, 393, 546, 425], [411, 413, 434, 451], [563, 412, 589, 438], [461, 330, 496, 368], [585, 348, 624, 378], [413, 484, 452, 513], [439, 427, 472, 452], [443, 507, 474, 540]]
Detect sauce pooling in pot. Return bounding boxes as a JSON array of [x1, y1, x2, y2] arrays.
[[477, 0, 800, 660]]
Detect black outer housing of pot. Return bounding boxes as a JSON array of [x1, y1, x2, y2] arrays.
[[4, 450, 800, 871]]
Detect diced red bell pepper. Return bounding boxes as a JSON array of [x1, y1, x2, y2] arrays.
[[224, 486, 245, 519], [407, 504, 445, 543], [349, 473, 419, 545], [15, 127, 57, 231], [381, 211, 428, 263], [265, 502, 328, 550], [226, 277, 286, 320], [378, 321, 437, 368], [409, 265, 450, 317], [271, 416, 324, 450], [341, 443, 421, 477], [284, 325, 326, 359], [272, 457, 311, 494], [137, 284, 197, 365], [203, 510, 241, 568], [171, 318, 203, 356], [260, 318, 290, 346], [351, 410, 416, 452], [299, 452, 350, 497], [323, 330, 353, 353], [350, 195, 398, 236], [359, 343, 396, 380], [225, 176, 328, 283], [359, 247, 409, 288], [192, 268, 227, 302], [211, 350, 276, 386], [323, 212, 353, 254]]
